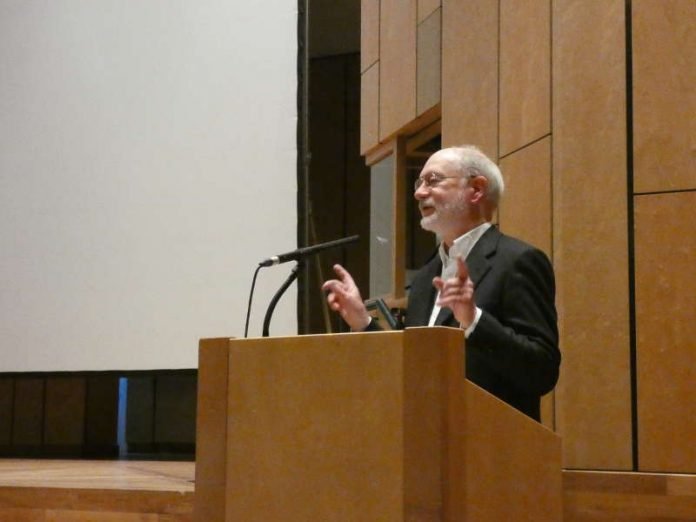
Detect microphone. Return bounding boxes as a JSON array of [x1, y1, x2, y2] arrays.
[[259, 235, 360, 267]]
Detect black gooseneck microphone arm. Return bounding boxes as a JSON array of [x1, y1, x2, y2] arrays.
[[261, 262, 301, 337], [248, 234, 359, 338], [259, 235, 359, 267]]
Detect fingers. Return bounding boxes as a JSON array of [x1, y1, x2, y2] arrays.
[[432, 257, 472, 293], [332, 264, 356, 286], [322, 265, 370, 330], [433, 256, 474, 308], [323, 265, 356, 295], [456, 257, 469, 281], [432, 276, 444, 291], [322, 265, 358, 313], [323, 280, 348, 307], [326, 291, 342, 312], [431, 257, 477, 328], [321, 279, 341, 293]]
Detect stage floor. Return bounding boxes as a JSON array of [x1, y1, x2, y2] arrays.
[[2, 460, 695, 521], [0, 459, 194, 491], [0, 459, 195, 521]]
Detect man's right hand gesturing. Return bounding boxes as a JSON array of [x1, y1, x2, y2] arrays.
[[322, 264, 372, 331]]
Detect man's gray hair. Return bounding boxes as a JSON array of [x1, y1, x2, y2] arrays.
[[448, 145, 505, 205]]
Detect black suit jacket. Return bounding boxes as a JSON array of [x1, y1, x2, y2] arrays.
[[372, 226, 560, 421]]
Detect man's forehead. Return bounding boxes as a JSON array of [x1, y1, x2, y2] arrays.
[[422, 150, 459, 173]]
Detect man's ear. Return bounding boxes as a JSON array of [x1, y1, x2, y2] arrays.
[[469, 176, 488, 204]]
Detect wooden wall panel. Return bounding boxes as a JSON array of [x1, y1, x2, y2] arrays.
[[361, 0, 379, 73], [416, 9, 441, 116], [418, 0, 440, 23], [635, 192, 696, 473], [44, 377, 86, 448], [379, 0, 417, 142], [498, 138, 552, 258], [499, 0, 550, 156], [360, 63, 379, 154], [441, 0, 498, 156], [633, 0, 696, 193], [194, 339, 230, 522], [498, 138, 554, 430], [552, 0, 632, 469]]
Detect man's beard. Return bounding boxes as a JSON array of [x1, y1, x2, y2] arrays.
[[420, 198, 467, 235]]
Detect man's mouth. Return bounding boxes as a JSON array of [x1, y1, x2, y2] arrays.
[[419, 203, 435, 216]]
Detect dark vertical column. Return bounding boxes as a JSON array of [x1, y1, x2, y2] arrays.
[[12, 378, 44, 456], [126, 376, 155, 455], [0, 378, 14, 452], [44, 377, 86, 456], [84, 375, 120, 457], [154, 373, 197, 453]]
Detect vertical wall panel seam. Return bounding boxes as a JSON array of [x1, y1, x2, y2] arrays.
[[413, 0, 418, 122], [496, 0, 501, 160], [438, 8, 443, 105], [548, 0, 556, 433], [625, 0, 638, 472], [415, 2, 420, 116], [377, 0, 382, 143]]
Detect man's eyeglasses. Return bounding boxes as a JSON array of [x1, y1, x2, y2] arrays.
[[414, 173, 464, 191]]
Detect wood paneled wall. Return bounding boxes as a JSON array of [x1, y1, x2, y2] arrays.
[[499, 0, 550, 156], [379, 0, 417, 142], [552, 0, 632, 470], [631, 0, 695, 474], [361, 0, 442, 155], [442, 0, 498, 156], [360, 0, 696, 475], [632, 0, 695, 193], [635, 192, 696, 473], [416, 9, 441, 115]]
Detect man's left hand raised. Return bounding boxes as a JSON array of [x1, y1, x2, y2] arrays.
[[432, 257, 477, 329]]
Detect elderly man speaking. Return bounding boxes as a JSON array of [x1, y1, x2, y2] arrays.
[[322, 145, 560, 421]]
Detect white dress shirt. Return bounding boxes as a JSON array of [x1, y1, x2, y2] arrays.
[[427, 222, 491, 337]]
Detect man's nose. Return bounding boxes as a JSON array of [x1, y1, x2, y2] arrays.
[[413, 183, 429, 200], [414, 185, 428, 200]]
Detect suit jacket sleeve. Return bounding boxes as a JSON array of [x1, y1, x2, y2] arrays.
[[467, 246, 560, 396]]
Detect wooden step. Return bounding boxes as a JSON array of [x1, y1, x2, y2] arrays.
[[0, 460, 194, 522]]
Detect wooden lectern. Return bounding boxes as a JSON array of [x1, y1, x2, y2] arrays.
[[195, 328, 562, 521]]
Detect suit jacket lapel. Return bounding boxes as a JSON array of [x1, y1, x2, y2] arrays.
[[466, 225, 499, 288], [434, 226, 500, 326], [434, 306, 453, 326], [408, 255, 441, 326]]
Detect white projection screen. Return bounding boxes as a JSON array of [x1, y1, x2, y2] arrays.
[[0, 1, 298, 371]]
